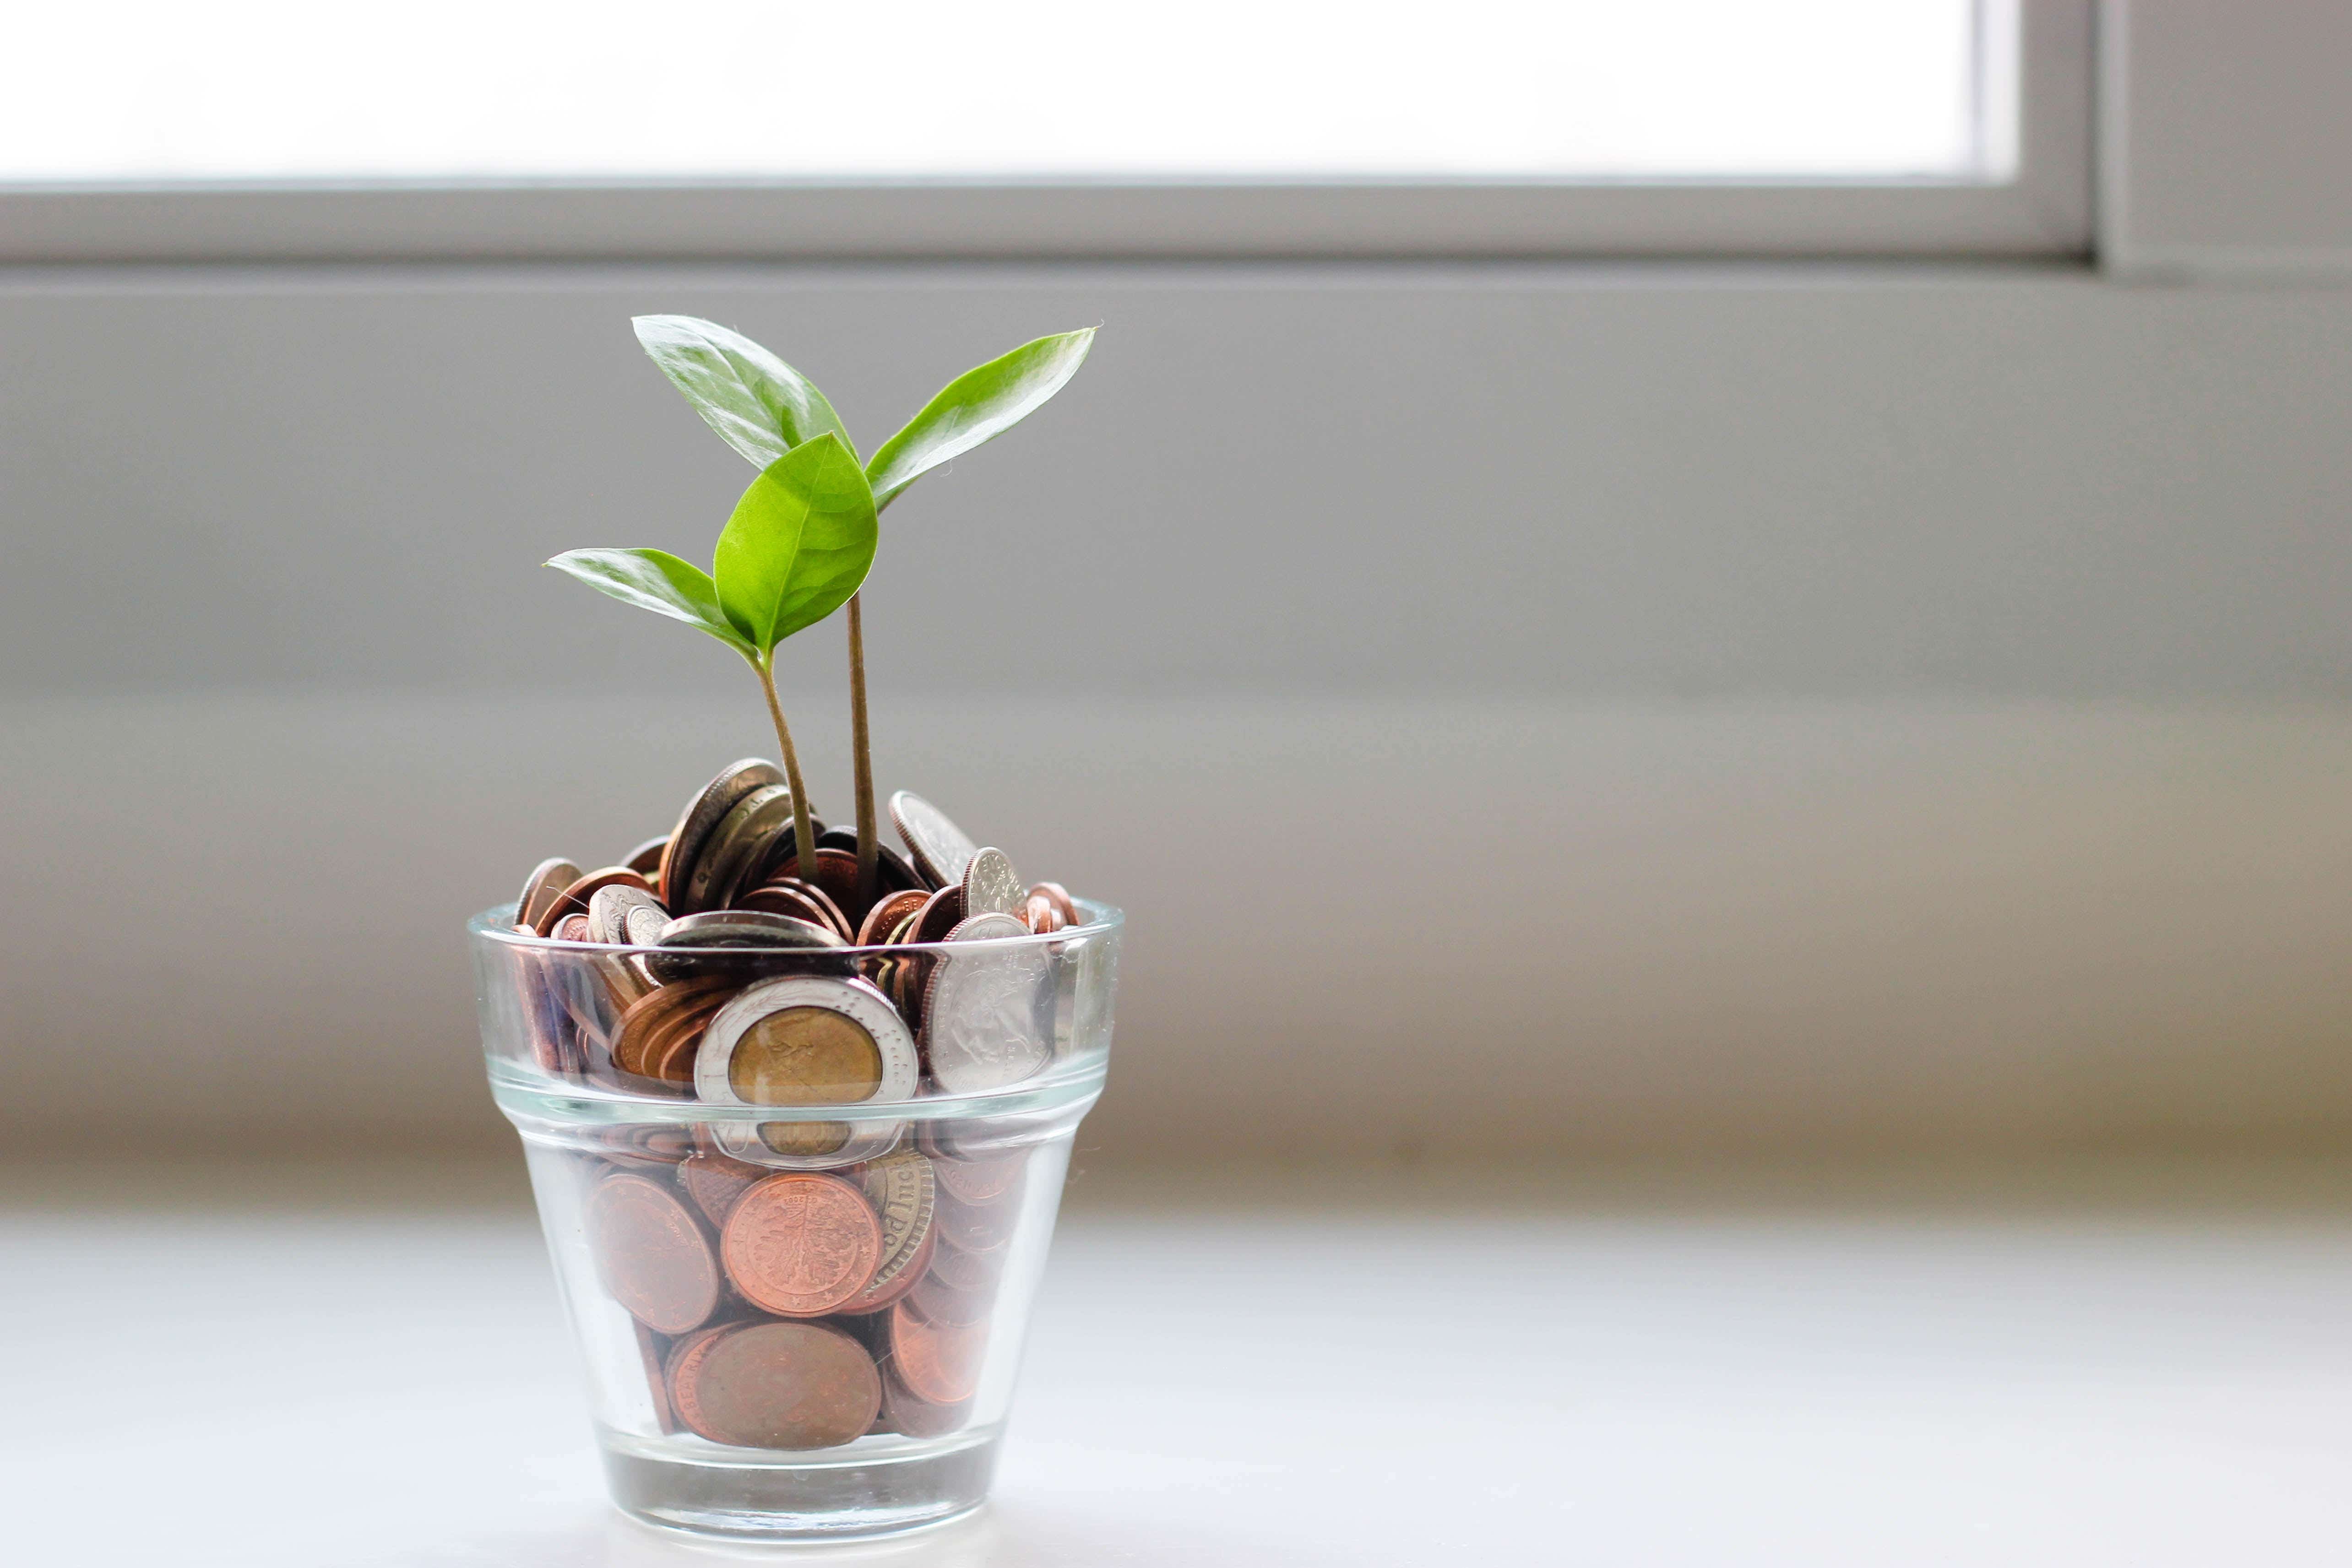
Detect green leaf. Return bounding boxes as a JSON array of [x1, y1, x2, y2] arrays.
[[866, 328, 1095, 511], [545, 547, 754, 656], [713, 434, 879, 655], [632, 315, 855, 470]]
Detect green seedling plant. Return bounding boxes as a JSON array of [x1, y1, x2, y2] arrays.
[[546, 432, 879, 887], [618, 314, 1094, 903]]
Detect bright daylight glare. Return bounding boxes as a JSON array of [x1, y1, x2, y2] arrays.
[[5, 1, 2002, 183]]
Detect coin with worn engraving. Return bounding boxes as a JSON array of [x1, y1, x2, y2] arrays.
[[536, 865, 655, 936], [517, 857, 583, 930], [686, 1320, 881, 1451], [696, 975, 918, 1106], [684, 784, 800, 913], [856, 888, 930, 948], [587, 1172, 721, 1335], [739, 879, 853, 941], [933, 1149, 1026, 1206], [588, 884, 669, 947], [961, 847, 1023, 920], [890, 791, 979, 890], [927, 1232, 1010, 1293], [659, 759, 786, 912], [909, 885, 966, 946], [613, 976, 737, 1078], [679, 1149, 767, 1226], [888, 1300, 987, 1405], [720, 1172, 883, 1317], [923, 912, 1051, 1093], [664, 1320, 742, 1440], [842, 1149, 937, 1313]]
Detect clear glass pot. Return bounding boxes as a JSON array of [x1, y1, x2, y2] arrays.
[[469, 900, 1121, 1540]]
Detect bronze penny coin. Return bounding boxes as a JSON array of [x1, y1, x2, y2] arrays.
[[612, 977, 737, 1078], [623, 835, 670, 877], [841, 1149, 937, 1314], [678, 1150, 766, 1227], [685, 784, 801, 913], [888, 1300, 987, 1406], [650, 1006, 725, 1084], [1030, 882, 1079, 927], [856, 889, 930, 949], [658, 759, 785, 913], [1021, 892, 1065, 934], [933, 1149, 1027, 1207], [665, 1320, 743, 1440], [636, 1322, 678, 1434], [908, 885, 965, 946], [879, 1365, 970, 1438], [686, 1320, 880, 1451], [517, 857, 583, 930], [739, 879, 854, 942], [927, 1232, 1009, 1293], [551, 912, 592, 943], [765, 848, 866, 922], [934, 1189, 1019, 1254], [535, 865, 655, 937], [721, 1173, 884, 1317], [906, 1271, 992, 1328], [587, 1172, 720, 1335]]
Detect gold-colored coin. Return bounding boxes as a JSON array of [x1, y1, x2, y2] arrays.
[[728, 1006, 885, 1105]]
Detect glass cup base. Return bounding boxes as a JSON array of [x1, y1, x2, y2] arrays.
[[599, 1425, 1002, 1540]]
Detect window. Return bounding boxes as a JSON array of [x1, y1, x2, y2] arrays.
[[0, 0, 2090, 260]]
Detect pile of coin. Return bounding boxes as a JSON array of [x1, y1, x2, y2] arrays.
[[508, 759, 1082, 1102], [586, 1125, 1027, 1446], [504, 759, 1083, 1450]]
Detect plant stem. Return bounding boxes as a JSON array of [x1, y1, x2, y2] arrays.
[[846, 591, 879, 908], [752, 654, 820, 891]]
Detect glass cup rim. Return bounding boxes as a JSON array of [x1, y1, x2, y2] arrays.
[[470, 896, 1123, 958]]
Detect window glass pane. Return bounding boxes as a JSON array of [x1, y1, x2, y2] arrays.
[[5, 0, 2003, 184]]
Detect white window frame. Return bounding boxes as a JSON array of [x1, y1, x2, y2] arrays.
[[0, 0, 2091, 264]]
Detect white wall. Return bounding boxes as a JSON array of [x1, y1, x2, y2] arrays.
[[4, 264, 2351, 1160]]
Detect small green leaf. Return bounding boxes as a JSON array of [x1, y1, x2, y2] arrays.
[[713, 434, 879, 655], [866, 328, 1095, 511], [632, 315, 855, 470], [545, 547, 754, 655]]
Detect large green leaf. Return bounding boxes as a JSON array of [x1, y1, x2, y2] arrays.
[[545, 547, 753, 655], [632, 315, 855, 470], [865, 328, 1095, 511], [713, 434, 879, 654]]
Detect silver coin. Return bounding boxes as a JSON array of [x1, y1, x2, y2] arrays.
[[922, 912, 1053, 1094], [661, 759, 783, 910], [587, 884, 668, 947], [657, 909, 843, 950], [684, 784, 798, 912], [961, 847, 1024, 919], [890, 790, 979, 891]]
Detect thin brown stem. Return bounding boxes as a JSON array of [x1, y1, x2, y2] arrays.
[[752, 655, 820, 889], [846, 591, 879, 908]]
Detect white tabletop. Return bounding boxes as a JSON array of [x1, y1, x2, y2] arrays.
[[4, 1157, 2348, 1566]]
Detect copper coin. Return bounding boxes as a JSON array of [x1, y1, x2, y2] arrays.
[[765, 848, 865, 921], [612, 976, 737, 1078], [721, 1173, 884, 1317], [961, 847, 1024, 920], [842, 1149, 938, 1314], [1021, 892, 1065, 934], [933, 1149, 1027, 1206], [906, 1271, 992, 1328], [650, 1006, 723, 1083], [636, 1322, 678, 1433], [927, 1232, 1009, 1293], [535, 865, 655, 936], [516, 857, 583, 930], [624, 835, 670, 877], [665, 1320, 742, 1440], [908, 885, 966, 946], [879, 1369, 970, 1438], [1030, 882, 1079, 926], [686, 1320, 880, 1451], [552, 912, 592, 943], [857, 889, 930, 949], [658, 759, 785, 912], [889, 791, 979, 891], [678, 1150, 766, 1227], [888, 1300, 987, 1405], [934, 1189, 1020, 1254], [587, 1172, 721, 1335], [739, 879, 853, 941]]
